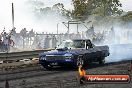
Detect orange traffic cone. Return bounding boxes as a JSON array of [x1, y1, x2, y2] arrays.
[[5, 79, 9, 88]]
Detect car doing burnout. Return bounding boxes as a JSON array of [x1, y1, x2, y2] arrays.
[[39, 39, 110, 69]]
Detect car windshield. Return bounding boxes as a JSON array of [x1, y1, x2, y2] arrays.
[[57, 40, 85, 48]]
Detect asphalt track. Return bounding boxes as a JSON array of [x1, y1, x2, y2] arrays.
[[0, 60, 131, 88]]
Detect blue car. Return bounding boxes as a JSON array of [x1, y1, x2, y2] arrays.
[[39, 39, 109, 69]]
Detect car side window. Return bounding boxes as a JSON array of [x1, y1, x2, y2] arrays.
[[73, 40, 85, 48]]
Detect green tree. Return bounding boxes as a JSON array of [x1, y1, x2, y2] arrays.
[[72, 0, 123, 20], [52, 3, 71, 17], [72, 0, 95, 20]]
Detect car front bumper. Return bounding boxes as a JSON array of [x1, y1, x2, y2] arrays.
[[39, 59, 75, 66]]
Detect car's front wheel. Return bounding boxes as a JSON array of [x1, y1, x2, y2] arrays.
[[42, 62, 53, 70], [77, 55, 84, 66]]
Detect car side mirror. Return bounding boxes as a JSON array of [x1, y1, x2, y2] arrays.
[[64, 47, 68, 50]]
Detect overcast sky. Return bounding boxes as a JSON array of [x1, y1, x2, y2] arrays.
[[0, 0, 131, 33], [120, 0, 132, 11]]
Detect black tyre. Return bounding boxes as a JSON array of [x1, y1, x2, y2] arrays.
[[99, 57, 105, 64], [42, 63, 53, 70], [77, 55, 85, 66]]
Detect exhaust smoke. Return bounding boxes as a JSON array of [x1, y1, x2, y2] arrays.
[[106, 44, 132, 63], [103, 25, 132, 63]]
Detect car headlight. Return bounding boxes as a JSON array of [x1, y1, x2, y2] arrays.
[[40, 56, 46, 60], [65, 56, 72, 59], [64, 54, 73, 59]]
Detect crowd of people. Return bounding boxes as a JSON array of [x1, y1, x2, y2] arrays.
[[0, 29, 15, 52], [0, 26, 116, 52]]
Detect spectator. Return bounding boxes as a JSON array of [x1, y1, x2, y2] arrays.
[[8, 36, 15, 47], [37, 42, 42, 49], [3, 36, 9, 52], [2, 32, 7, 42], [44, 35, 51, 49], [0, 36, 3, 51], [52, 35, 57, 48], [0, 35, 2, 44]]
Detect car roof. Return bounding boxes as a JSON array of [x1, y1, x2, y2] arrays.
[[63, 39, 91, 42], [72, 39, 91, 41]]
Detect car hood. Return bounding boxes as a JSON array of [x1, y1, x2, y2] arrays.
[[40, 48, 81, 56]]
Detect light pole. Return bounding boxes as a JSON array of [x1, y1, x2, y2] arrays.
[[12, 3, 14, 29], [57, 23, 59, 34]]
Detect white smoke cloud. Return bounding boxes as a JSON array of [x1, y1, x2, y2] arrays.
[[106, 44, 132, 63], [0, 0, 73, 33]]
